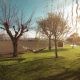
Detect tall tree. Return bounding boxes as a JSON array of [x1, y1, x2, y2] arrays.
[[38, 12, 69, 58], [38, 18, 53, 51], [0, 0, 33, 57]]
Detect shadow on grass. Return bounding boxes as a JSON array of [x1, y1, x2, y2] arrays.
[[0, 57, 26, 62], [39, 69, 80, 80], [0, 56, 80, 80], [21, 56, 67, 74], [21, 57, 80, 80], [38, 58, 80, 80]]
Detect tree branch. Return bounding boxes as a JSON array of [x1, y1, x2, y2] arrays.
[[0, 27, 5, 30]]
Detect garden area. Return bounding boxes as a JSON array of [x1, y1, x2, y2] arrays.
[[0, 45, 80, 80], [0, 0, 80, 80]]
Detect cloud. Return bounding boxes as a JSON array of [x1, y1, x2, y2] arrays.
[[23, 30, 36, 38]]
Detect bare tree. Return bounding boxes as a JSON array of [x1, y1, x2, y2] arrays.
[[66, 33, 79, 48], [38, 12, 69, 58], [0, 0, 33, 57], [37, 18, 53, 51]]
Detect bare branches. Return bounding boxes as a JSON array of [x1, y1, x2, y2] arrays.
[[38, 12, 69, 40], [0, 0, 33, 40], [0, 0, 33, 57], [0, 27, 5, 30]]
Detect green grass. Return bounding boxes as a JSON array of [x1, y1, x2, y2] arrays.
[[0, 45, 80, 80]]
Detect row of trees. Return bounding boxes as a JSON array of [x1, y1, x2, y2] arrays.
[[0, 0, 73, 58], [37, 13, 69, 58]]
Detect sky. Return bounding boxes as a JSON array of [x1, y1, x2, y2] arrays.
[[8, 0, 74, 18], [0, 0, 80, 38]]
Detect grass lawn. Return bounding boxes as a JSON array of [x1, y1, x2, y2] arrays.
[[0, 45, 80, 80]]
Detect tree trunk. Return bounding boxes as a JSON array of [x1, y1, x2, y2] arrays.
[[12, 39, 18, 57], [49, 36, 51, 51], [54, 35, 58, 58], [72, 38, 75, 48]]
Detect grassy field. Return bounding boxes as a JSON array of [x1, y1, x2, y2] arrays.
[[0, 45, 80, 80]]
